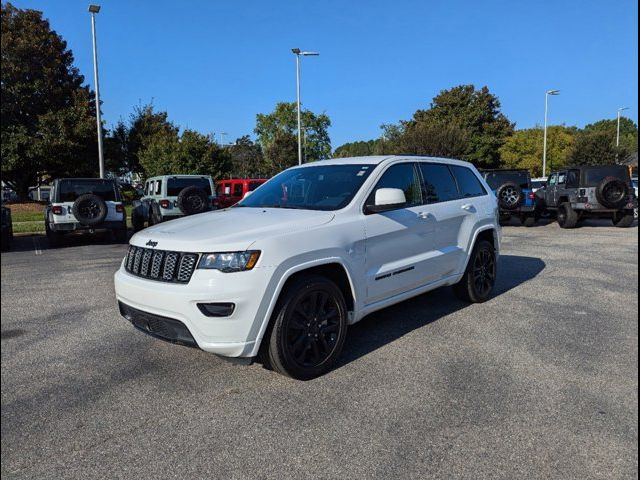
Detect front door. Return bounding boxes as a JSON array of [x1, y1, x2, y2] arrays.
[[363, 163, 435, 305]]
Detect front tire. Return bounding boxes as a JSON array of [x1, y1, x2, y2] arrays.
[[453, 240, 497, 303], [265, 274, 348, 380], [557, 203, 579, 229]]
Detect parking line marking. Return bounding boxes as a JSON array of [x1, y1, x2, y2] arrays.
[[32, 237, 42, 256]]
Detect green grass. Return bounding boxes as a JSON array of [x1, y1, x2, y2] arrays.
[[13, 221, 46, 234], [12, 211, 44, 222]]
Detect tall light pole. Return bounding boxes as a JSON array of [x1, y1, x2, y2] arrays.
[[219, 132, 228, 146], [542, 89, 560, 178], [616, 107, 630, 147], [291, 48, 319, 165], [88, 4, 105, 179]]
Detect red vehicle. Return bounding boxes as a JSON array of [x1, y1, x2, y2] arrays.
[[214, 178, 268, 209]]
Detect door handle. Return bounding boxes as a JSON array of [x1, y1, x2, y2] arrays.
[[461, 204, 476, 213]]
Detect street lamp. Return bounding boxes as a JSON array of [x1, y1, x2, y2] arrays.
[[291, 48, 319, 165], [88, 4, 105, 179], [219, 132, 228, 146], [542, 89, 560, 178], [616, 107, 630, 147]]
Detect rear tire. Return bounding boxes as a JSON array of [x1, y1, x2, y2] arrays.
[[557, 203, 579, 229], [45, 223, 64, 247], [265, 274, 348, 380], [453, 240, 497, 303], [132, 210, 145, 232], [612, 210, 634, 228]]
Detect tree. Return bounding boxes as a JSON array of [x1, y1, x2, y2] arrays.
[[138, 128, 232, 179], [582, 118, 638, 154], [226, 135, 265, 178], [255, 102, 331, 173], [105, 103, 178, 177], [1, 2, 98, 198], [568, 131, 629, 167], [334, 140, 378, 158], [398, 122, 470, 159], [387, 85, 514, 168], [499, 126, 577, 176], [262, 131, 299, 176]]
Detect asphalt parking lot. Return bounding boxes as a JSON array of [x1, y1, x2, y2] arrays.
[[1, 221, 638, 479]]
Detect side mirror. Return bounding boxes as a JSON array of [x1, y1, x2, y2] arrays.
[[366, 188, 407, 213]]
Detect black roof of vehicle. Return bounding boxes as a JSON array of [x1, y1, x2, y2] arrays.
[[479, 168, 529, 173], [549, 165, 628, 172], [54, 177, 117, 182]]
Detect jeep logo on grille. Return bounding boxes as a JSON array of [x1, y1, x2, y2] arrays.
[[146, 240, 158, 248]]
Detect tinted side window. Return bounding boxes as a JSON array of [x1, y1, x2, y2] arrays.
[[566, 170, 580, 188], [233, 183, 244, 197], [418, 163, 459, 203], [367, 163, 422, 207], [451, 166, 487, 198]]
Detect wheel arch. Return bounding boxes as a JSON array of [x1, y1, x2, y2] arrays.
[[459, 226, 499, 274], [250, 258, 357, 357]]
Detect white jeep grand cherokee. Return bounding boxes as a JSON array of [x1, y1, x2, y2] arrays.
[[114, 156, 500, 379]]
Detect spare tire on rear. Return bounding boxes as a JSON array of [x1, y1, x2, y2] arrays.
[[72, 193, 108, 226], [596, 176, 629, 209], [496, 182, 524, 211], [176, 186, 208, 215]]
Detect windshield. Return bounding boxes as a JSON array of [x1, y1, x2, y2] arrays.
[[483, 171, 530, 190], [583, 166, 629, 186], [167, 177, 212, 196], [57, 180, 117, 202], [238, 164, 375, 211]]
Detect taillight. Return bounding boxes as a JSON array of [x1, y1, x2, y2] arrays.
[[52, 206, 63, 215], [159, 199, 170, 209], [527, 192, 535, 200], [115, 204, 124, 213]]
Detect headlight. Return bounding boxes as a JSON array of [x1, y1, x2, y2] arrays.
[[197, 251, 260, 272]]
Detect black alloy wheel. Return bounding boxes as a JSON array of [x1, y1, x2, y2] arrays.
[[472, 247, 496, 299], [265, 274, 348, 380], [453, 240, 497, 303], [285, 289, 341, 369]]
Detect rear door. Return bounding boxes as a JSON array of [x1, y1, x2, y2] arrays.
[[416, 162, 466, 278], [363, 162, 434, 304]]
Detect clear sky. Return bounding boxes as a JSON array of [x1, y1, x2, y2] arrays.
[[9, 0, 639, 148]]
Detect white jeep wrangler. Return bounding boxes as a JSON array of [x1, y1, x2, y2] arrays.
[[46, 178, 127, 246], [131, 175, 216, 231], [115, 156, 501, 379]]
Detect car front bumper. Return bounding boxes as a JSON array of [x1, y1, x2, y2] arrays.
[[114, 264, 276, 357]]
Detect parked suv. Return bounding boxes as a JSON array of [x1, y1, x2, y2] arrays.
[[131, 175, 216, 231], [480, 169, 539, 226], [115, 156, 500, 379], [214, 178, 268, 209], [537, 165, 637, 228], [45, 178, 127, 245]]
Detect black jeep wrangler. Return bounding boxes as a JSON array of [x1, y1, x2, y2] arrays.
[[480, 169, 540, 227], [537, 165, 637, 229]]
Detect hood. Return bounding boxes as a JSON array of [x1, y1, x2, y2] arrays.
[[130, 207, 335, 252]]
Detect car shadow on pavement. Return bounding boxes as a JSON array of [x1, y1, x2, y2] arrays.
[[4, 232, 129, 252], [336, 254, 546, 369]]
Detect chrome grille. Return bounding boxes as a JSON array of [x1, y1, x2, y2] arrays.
[[125, 246, 198, 283]]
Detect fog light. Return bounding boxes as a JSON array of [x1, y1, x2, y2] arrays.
[[197, 303, 235, 317]]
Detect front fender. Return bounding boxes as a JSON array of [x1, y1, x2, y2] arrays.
[[247, 255, 358, 357]]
